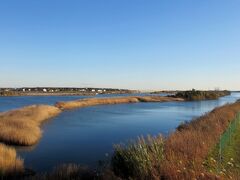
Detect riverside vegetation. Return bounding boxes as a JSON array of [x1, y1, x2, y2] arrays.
[[0, 92, 238, 179], [173, 89, 230, 101], [0, 144, 23, 176], [55, 96, 184, 110], [112, 101, 240, 179], [0, 105, 61, 146], [0, 95, 182, 178]]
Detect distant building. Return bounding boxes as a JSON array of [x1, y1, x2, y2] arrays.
[[43, 89, 47, 92]]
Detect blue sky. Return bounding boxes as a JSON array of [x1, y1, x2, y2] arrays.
[[0, 0, 239, 90]]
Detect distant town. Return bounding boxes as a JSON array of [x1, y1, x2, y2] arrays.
[[0, 87, 139, 96]]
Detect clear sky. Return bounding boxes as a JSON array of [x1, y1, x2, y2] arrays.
[[0, 0, 239, 90]]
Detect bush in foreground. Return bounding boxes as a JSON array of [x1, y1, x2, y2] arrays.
[[112, 135, 164, 179]]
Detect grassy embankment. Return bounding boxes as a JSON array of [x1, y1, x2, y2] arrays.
[[205, 113, 240, 178], [112, 101, 240, 179], [173, 89, 230, 101], [55, 96, 184, 110], [0, 105, 61, 175]]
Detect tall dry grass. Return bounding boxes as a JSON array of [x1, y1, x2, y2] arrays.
[[0, 143, 24, 175], [0, 105, 61, 146], [111, 101, 240, 179], [112, 135, 164, 179], [162, 102, 240, 179], [55, 96, 184, 110]]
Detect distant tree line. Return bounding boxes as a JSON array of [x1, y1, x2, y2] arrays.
[[173, 89, 231, 101]]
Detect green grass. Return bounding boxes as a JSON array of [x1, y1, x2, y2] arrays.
[[205, 117, 240, 177]]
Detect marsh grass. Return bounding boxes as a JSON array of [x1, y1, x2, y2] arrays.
[[0, 143, 24, 175], [55, 96, 184, 110], [112, 135, 164, 179], [111, 101, 240, 179], [0, 105, 61, 146], [162, 102, 240, 179]]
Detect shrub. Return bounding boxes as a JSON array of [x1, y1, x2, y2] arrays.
[[111, 135, 164, 179], [174, 90, 230, 101]]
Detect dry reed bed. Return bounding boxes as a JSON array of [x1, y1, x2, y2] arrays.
[[0, 143, 24, 175], [162, 101, 240, 179], [55, 96, 184, 110], [111, 101, 240, 179], [0, 105, 61, 146]]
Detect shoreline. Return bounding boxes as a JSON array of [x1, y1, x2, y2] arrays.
[[0, 92, 142, 97], [0, 96, 183, 147], [112, 100, 240, 179], [55, 96, 184, 110], [0, 94, 238, 178]]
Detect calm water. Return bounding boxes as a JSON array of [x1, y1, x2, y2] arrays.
[[0, 93, 240, 172]]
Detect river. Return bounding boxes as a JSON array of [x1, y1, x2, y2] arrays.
[[0, 92, 239, 172]]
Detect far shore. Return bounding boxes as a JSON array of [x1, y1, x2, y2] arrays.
[[0, 92, 97, 97], [0, 88, 141, 97], [0, 91, 142, 97]]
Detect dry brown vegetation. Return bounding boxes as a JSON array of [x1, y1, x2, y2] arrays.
[[0, 143, 24, 175], [163, 102, 240, 179], [0, 105, 61, 146], [55, 96, 184, 110], [112, 101, 240, 179]]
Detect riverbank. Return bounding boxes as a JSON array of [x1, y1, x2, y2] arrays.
[[55, 96, 184, 110], [1, 95, 239, 179], [0, 88, 139, 97], [205, 113, 240, 178], [112, 100, 240, 179]]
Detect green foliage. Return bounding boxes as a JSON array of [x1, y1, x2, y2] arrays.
[[111, 135, 164, 179], [175, 90, 230, 101], [205, 113, 240, 177]]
